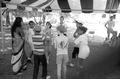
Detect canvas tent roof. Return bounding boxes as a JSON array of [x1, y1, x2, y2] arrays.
[[1, 0, 120, 13]]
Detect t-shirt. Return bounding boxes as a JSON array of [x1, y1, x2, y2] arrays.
[[106, 20, 115, 29], [74, 34, 90, 58], [32, 34, 45, 55], [28, 28, 34, 42], [54, 34, 69, 55], [74, 34, 88, 47]]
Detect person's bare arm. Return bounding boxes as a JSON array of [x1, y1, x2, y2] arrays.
[[113, 21, 115, 27], [105, 22, 108, 29]]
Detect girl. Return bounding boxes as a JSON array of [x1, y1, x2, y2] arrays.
[[74, 26, 90, 70], [11, 17, 27, 75], [44, 22, 53, 63]]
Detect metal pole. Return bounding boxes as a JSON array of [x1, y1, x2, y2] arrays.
[[109, 0, 114, 17], [0, 8, 5, 54]]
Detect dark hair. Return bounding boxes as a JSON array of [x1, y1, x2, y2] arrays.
[[110, 16, 113, 19], [29, 21, 35, 25], [78, 26, 87, 34], [11, 17, 23, 37], [60, 16, 64, 19], [75, 21, 83, 25], [46, 22, 52, 29]]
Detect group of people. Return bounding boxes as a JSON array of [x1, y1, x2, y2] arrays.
[[10, 16, 90, 79]]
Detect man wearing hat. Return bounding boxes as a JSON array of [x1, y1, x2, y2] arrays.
[[31, 26, 50, 79], [54, 25, 69, 79]]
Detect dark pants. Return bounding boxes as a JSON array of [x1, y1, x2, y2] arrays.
[[33, 54, 47, 79], [72, 47, 79, 59]]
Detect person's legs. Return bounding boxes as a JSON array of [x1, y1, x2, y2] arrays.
[[107, 28, 113, 40], [28, 51, 33, 63], [62, 55, 68, 79], [56, 55, 62, 79], [28, 41, 34, 63], [69, 47, 79, 67], [107, 29, 110, 40], [57, 64, 62, 79], [41, 54, 47, 79], [77, 58, 84, 69], [33, 54, 40, 79]]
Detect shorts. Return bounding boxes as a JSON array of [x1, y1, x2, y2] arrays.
[[72, 47, 79, 59], [56, 54, 69, 64], [107, 28, 113, 34]]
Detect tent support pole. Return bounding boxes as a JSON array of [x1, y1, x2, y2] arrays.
[[0, 8, 5, 54]]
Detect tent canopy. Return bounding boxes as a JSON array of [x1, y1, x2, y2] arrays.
[[1, 0, 120, 13]]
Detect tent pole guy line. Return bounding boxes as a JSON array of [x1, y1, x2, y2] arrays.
[[3, 1, 120, 12]]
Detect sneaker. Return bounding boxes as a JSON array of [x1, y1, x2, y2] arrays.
[[69, 63, 74, 67], [17, 72, 23, 75], [27, 58, 32, 63], [42, 76, 51, 79], [22, 65, 27, 70], [46, 76, 51, 79]]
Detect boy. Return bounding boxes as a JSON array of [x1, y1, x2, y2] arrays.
[[32, 26, 50, 79], [105, 16, 115, 40], [54, 25, 69, 79], [27, 21, 35, 63]]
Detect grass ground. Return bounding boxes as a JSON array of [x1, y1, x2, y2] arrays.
[[0, 41, 120, 79]]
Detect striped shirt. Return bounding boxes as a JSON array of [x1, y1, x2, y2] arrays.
[[32, 34, 45, 55]]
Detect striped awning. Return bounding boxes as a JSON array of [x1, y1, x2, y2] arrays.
[[2, 0, 120, 13]]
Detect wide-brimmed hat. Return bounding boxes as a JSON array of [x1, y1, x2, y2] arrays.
[[34, 25, 41, 32]]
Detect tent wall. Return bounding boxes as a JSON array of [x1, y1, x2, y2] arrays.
[[1, 0, 120, 13]]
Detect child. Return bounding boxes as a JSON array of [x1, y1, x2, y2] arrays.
[[54, 25, 69, 79], [44, 22, 53, 63], [32, 26, 50, 79], [27, 21, 35, 63], [74, 26, 90, 70]]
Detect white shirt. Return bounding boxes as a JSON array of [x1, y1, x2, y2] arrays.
[[28, 28, 34, 42], [54, 34, 69, 55], [74, 34, 90, 58], [74, 34, 88, 46]]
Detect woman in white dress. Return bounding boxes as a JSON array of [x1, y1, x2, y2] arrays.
[[74, 26, 90, 69]]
